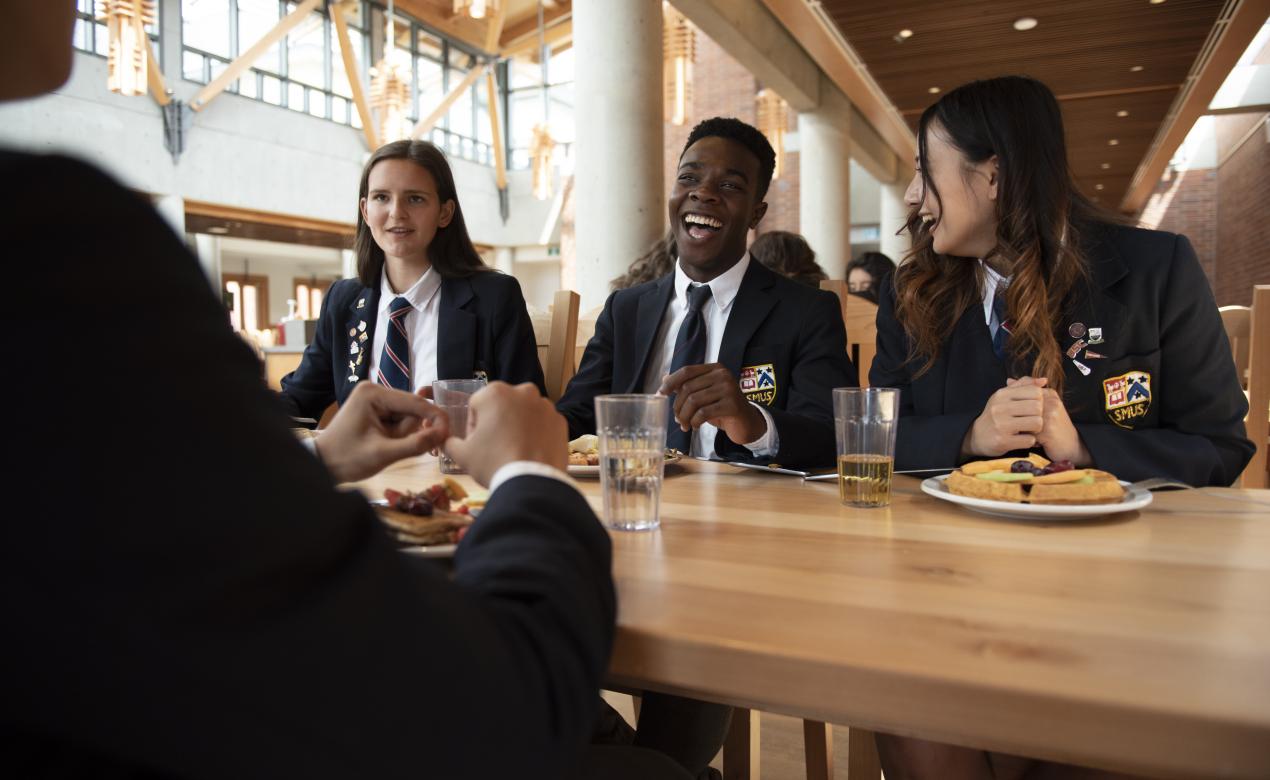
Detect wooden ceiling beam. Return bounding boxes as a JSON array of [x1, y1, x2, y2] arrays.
[[1121, 0, 1270, 214], [144, 36, 170, 107], [395, 0, 491, 53], [500, 20, 571, 60], [411, 63, 488, 138], [331, 0, 379, 151], [191, 0, 321, 112], [499, 6, 571, 50]]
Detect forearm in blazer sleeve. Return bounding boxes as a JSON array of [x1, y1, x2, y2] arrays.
[[278, 301, 340, 419], [715, 292, 852, 469], [870, 284, 977, 472], [555, 292, 619, 439], [491, 274, 549, 396], [1076, 235, 1254, 486]]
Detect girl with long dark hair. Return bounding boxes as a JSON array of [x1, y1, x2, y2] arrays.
[[281, 140, 544, 419], [871, 74, 1252, 780], [872, 75, 1250, 488]]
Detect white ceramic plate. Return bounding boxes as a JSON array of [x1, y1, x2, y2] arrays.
[[567, 452, 683, 478], [920, 474, 1152, 520]]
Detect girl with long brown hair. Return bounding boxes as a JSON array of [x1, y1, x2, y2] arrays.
[[281, 140, 544, 420], [871, 75, 1250, 488], [871, 75, 1252, 779]]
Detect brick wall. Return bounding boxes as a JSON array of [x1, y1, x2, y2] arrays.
[[1214, 114, 1270, 306], [662, 32, 800, 238], [1136, 113, 1270, 307]]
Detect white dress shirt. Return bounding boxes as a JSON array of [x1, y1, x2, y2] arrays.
[[980, 261, 1012, 340], [369, 267, 442, 393], [641, 253, 778, 458]]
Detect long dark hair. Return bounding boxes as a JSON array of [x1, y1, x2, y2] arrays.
[[612, 231, 676, 290], [355, 140, 488, 286], [750, 230, 827, 288], [845, 251, 895, 304], [894, 76, 1108, 395]]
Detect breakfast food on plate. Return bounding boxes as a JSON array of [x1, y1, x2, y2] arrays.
[[568, 434, 600, 466], [377, 481, 474, 545], [945, 456, 1125, 505]]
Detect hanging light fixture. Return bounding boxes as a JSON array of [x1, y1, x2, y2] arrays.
[[756, 88, 789, 180], [100, 0, 157, 97], [529, 1, 555, 200], [662, 3, 695, 126], [453, 0, 499, 21], [369, 0, 413, 143]]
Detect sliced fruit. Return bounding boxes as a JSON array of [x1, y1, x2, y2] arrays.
[[977, 470, 1035, 483]]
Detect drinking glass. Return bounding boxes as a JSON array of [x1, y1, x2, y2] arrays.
[[594, 394, 669, 531], [433, 378, 487, 475], [834, 387, 900, 507]]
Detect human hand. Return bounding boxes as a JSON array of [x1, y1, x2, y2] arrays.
[[443, 381, 568, 486], [1034, 387, 1092, 466], [314, 382, 449, 483], [659, 363, 767, 445], [961, 376, 1046, 458]]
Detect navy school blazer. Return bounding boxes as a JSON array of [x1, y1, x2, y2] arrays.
[[280, 270, 546, 420], [556, 258, 856, 469], [870, 222, 1253, 486]]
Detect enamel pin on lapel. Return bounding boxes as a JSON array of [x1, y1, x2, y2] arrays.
[[1068, 322, 1086, 339], [1084, 349, 1105, 359], [358, 320, 367, 332], [1086, 327, 1103, 345], [357, 297, 365, 309], [1065, 339, 1088, 359], [1072, 359, 1092, 376]]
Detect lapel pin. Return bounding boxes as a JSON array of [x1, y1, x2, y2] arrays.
[[1084, 349, 1106, 360], [1087, 327, 1103, 344], [349, 342, 358, 355], [348, 327, 357, 337], [356, 352, 364, 366], [1068, 322, 1086, 339], [1072, 359, 1091, 376], [357, 298, 365, 309], [359, 332, 368, 342], [349, 374, 359, 382], [1065, 339, 1088, 359], [358, 320, 367, 332]]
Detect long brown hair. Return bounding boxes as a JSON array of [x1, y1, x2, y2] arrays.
[[354, 140, 488, 286], [894, 76, 1108, 395], [750, 230, 828, 288], [611, 231, 676, 290]]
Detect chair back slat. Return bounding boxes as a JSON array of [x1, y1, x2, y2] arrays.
[[820, 280, 879, 387], [544, 289, 580, 401], [1242, 287, 1270, 488], [1220, 305, 1252, 389]]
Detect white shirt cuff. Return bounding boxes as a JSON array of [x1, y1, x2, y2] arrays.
[[300, 436, 319, 457], [489, 461, 578, 496], [741, 402, 780, 456]]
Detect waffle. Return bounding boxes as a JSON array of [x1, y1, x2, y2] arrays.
[[946, 459, 1125, 505]]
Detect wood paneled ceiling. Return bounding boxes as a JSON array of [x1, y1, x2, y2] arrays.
[[818, 0, 1227, 210], [394, 0, 571, 56]]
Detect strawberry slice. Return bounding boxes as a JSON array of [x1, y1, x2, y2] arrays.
[[383, 488, 404, 507]]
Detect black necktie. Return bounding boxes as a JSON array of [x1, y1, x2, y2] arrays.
[[990, 288, 1009, 361], [666, 284, 713, 451]]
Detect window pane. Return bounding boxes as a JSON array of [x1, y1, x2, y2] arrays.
[[416, 57, 443, 124], [510, 88, 543, 150], [391, 14, 411, 52], [449, 83, 473, 138], [182, 49, 206, 81], [416, 28, 443, 60], [311, 288, 324, 318], [286, 13, 326, 88], [548, 47, 574, 85], [94, 23, 109, 55], [237, 0, 281, 74], [475, 79, 492, 145], [288, 81, 306, 110], [509, 58, 540, 89], [548, 83, 574, 143], [308, 87, 327, 118], [238, 72, 258, 98], [243, 285, 259, 331], [296, 285, 310, 319], [78, 0, 94, 14], [332, 95, 348, 124], [225, 281, 242, 331], [262, 74, 282, 104], [73, 18, 89, 51], [182, 0, 231, 57], [330, 28, 361, 98]]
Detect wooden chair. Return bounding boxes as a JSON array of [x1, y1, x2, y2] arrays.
[[1220, 305, 1252, 389], [722, 711, 880, 780], [820, 280, 880, 387], [542, 289, 580, 401], [1242, 286, 1270, 488]]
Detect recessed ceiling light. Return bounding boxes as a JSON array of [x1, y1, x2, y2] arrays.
[[1101, 162, 1111, 169], [1095, 184, 1105, 191], [928, 86, 940, 94], [1013, 17, 1038, 31], [1130, 65, 1144, 72], [1150, 0, 1166, 5], [1116, 110, 1129, 117], [208, 226, 230, 234], [898, 28, 913, 39], [1108, 139, 1120, 146]]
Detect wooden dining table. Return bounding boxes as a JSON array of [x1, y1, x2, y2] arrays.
[[354, 457, 1270, 779]]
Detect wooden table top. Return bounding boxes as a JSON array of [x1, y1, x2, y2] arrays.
[[354, 457, 1270, 779]]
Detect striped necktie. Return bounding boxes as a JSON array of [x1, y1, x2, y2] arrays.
[[377, 296, 413, 391], [666, 283, 713, 452]]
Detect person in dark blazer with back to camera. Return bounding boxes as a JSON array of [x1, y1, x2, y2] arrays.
[[280, 139, 545, 421], [1, 4, 694, 778], [557, 117, 854, 472], [870, 75, 1253, 780]]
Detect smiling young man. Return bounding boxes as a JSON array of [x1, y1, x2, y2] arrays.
[[557, 117, 854, 470]]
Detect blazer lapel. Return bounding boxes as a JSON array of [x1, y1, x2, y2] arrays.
[[625, 275, 675, 392], [344, 283, 379, 385], [437, 276, 478, 381], [943, 304, 1005, 414], [717, 259, 777, 376]]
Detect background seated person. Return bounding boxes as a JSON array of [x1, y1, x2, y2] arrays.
[[556, 117, 854, 470]]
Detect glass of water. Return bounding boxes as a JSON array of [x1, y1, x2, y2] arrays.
[[834, 387, 900, 507], [433, 378, 487, 475], [595, 394, 669, 531]]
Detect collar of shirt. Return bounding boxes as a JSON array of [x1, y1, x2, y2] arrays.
[[673, 250, 750, 315], [980, 260, 1011, 326], [379, 265, 442, 316]]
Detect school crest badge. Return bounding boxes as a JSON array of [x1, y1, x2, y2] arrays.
[[739, 363, 777, 405], [1103, 371, 1151, 429]]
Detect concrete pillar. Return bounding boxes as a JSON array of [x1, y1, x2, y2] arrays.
[[159, 0, 182, 89], [799, 78, 853, 272], [493, 246, 515, 275], [154, 193, 185, 236], [573, 0, 663, 310], [193, 233, 222, 290], [341, 248, 357, 280], [879, 180, 909, 264]]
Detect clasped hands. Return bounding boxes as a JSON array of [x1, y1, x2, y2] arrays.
[[658, 363, 768, 446], [961, 376, 1091, 465], [314, 381, 566, 484]]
